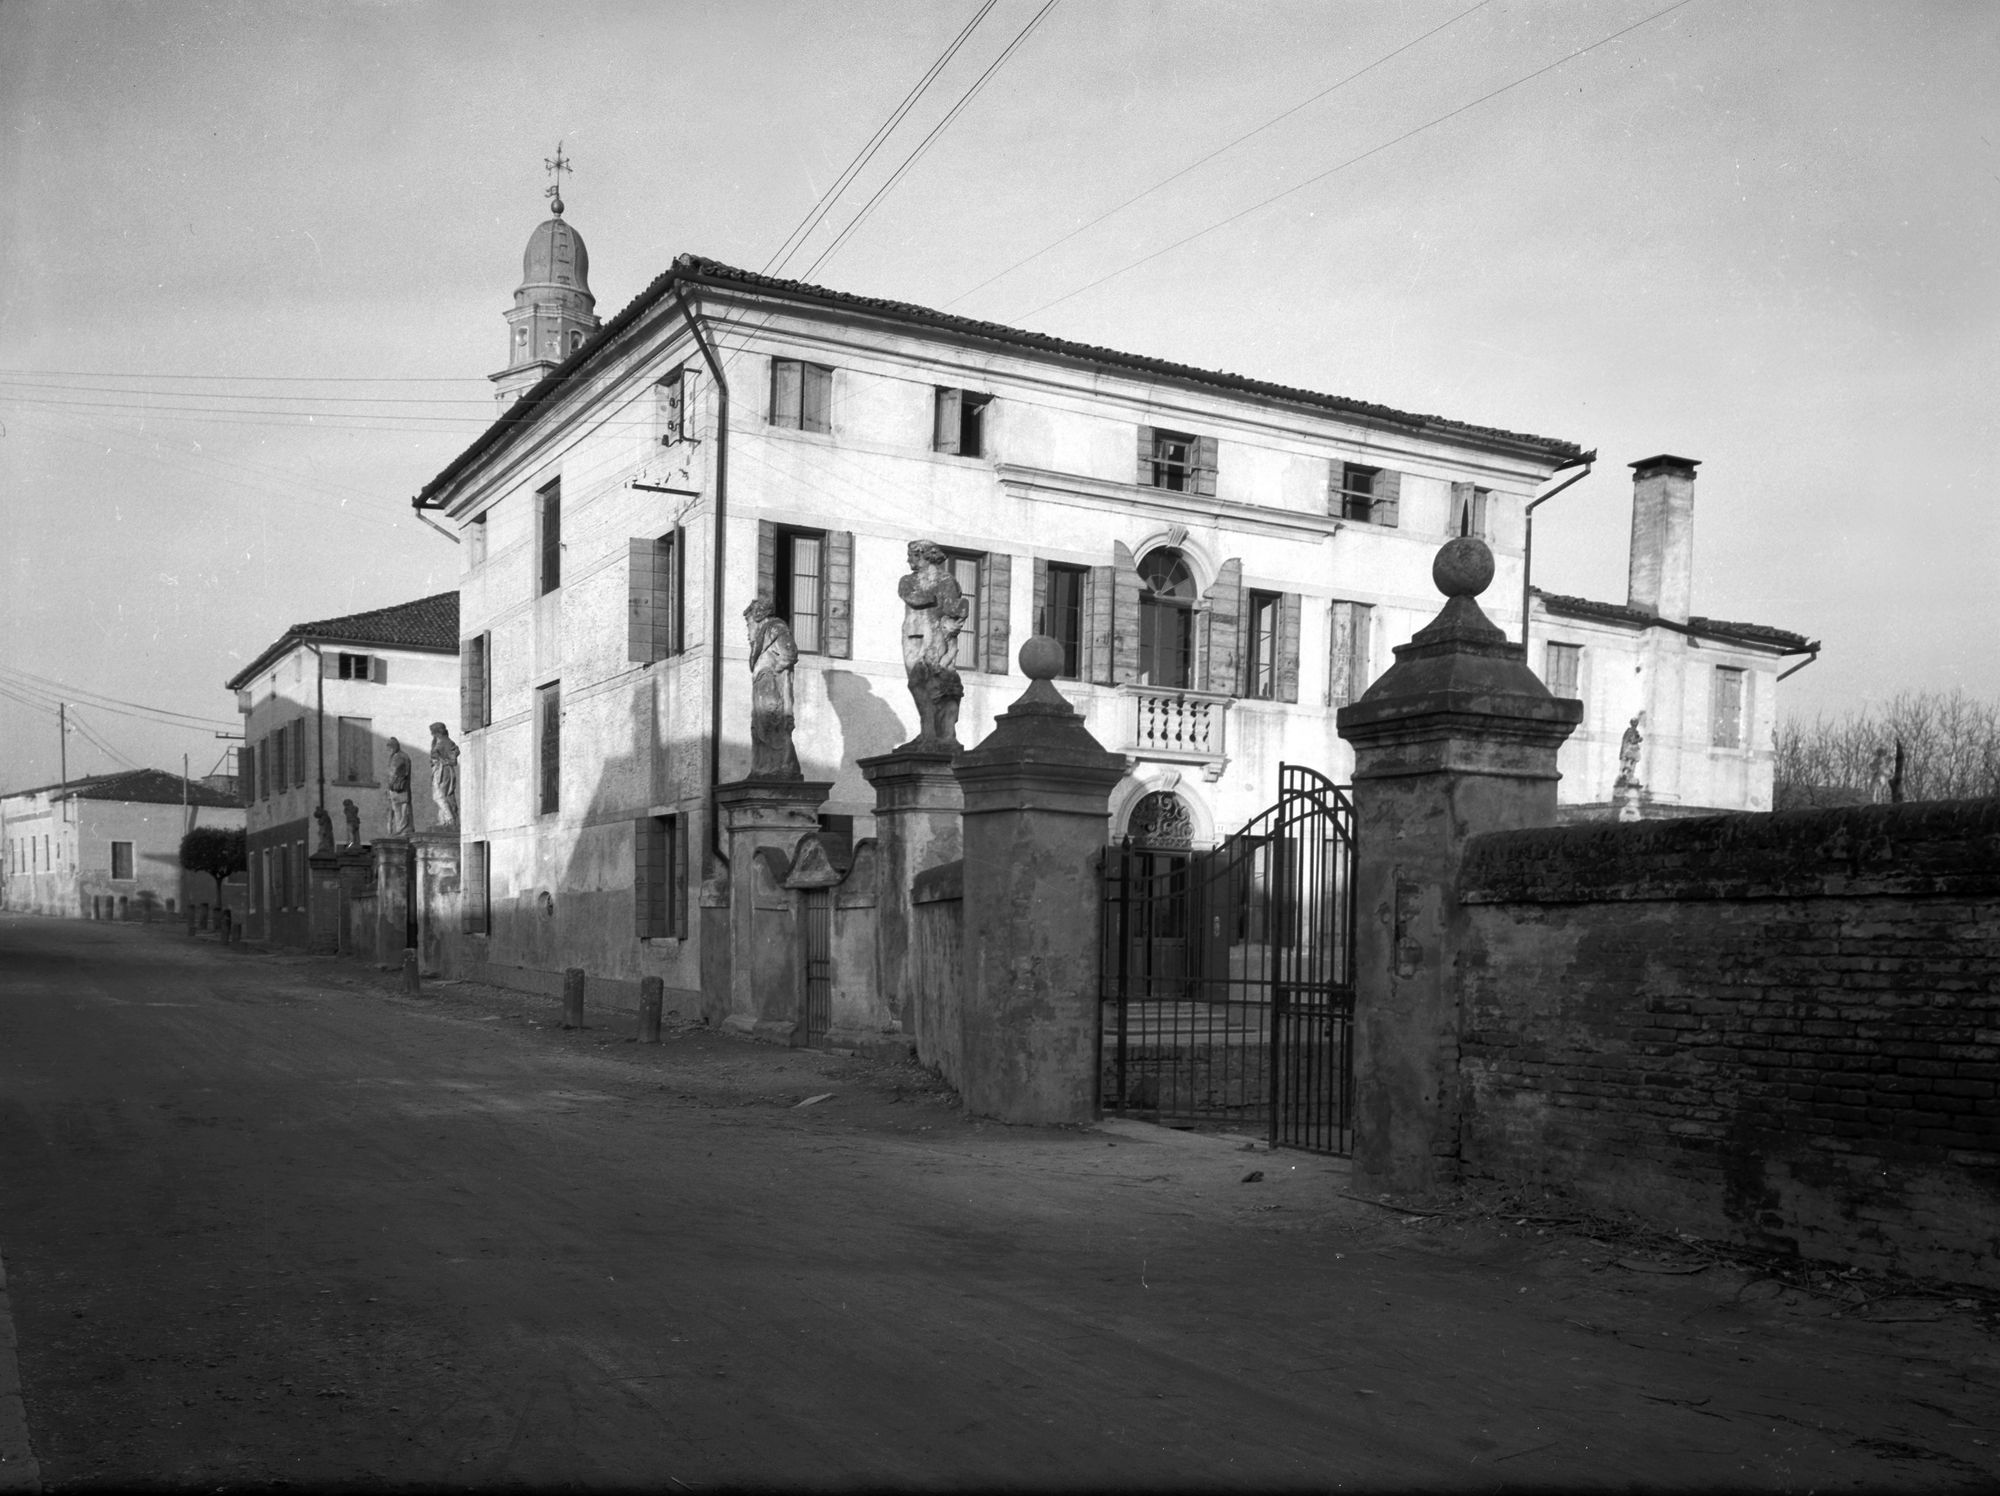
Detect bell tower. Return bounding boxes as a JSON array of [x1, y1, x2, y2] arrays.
[[492, 145, 600, 406]]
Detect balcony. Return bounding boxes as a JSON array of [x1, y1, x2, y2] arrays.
[[1121, 685, 1231, 780]]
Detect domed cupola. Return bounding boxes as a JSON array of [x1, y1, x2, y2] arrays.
[[492, 148, 602, 406]]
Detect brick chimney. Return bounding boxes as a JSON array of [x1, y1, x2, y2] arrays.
[[1626, 454, 1699, 622]]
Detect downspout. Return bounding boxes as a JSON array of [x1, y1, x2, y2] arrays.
[[1776, 644, 1821, 683], [669, 279, 731, 869], [305, 644, 327, 818], [1521, 450, 1597, 650]]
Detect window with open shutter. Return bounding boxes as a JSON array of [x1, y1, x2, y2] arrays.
[[1245, 591, 1281, 699], [1274, 592, 1302, 704], [462, 632, 490, 731], [1192, 435, 1218, 497], [1372, 470, 1401, 528], [945, 551, 981, 670], [1712, 667, 1745, 748], [1034, 559, 1088, 680], [1329, 601, 1374, 708], [539, 480, 562, 594], [823, 530, 853, 659], [538, 681, 561, 814], [1450, 482, 1490, 539], [933, 388, 961, 455]]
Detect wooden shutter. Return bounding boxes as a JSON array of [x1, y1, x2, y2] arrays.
[[1449, 482, 1471, 536], [1086, 564, 1114, 683], [462, 634, 487, 732], [671, 523, 687, 656], [628, 537, 659, 663], [1275, 593, 1302, 704], [934, 388, 960, 454], [824, 529, 854, 659], [770, 359, 801, 428], [979, 552, 1011, 674], [801, 364, 832, 433], [321, 651, 339, 678], [1202, 558, 1243, 695], [539, 684, 561, 814], [756, 520, 777, 607], [1135, 425, 1155, 486], [633, 818, 662, 938], [670, 815, 689, 939], [1110, 540, 1141, 684], [1372, 470, 1401, 528], [461, 841, 489, 934], [1030, 557, 1049, 638], [1193, 435, 1218, 498]]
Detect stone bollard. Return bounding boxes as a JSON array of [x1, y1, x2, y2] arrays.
[[401, 948, 420, 994], [562, 967, 586, 1029], [638, 976, 663, 1044]]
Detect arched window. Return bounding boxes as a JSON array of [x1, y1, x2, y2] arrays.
[[569, 329, 584, 352], [1137, 548, 1196, 689]]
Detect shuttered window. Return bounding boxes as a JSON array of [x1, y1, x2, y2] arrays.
[[1545, 642, 1581, 700], [1333, 463, 1400, 527], [1712, 667, 1746, 749], [1136, 426, 1217, 494], [539, 479, 562, 594], [290, 719, 308, 788], [933, 388, 991, 457], [538, 681, 561, 815], [634, 814, 688, 940], [1034, 561, 1089, 680], [770, 359, 832, 433], [1329, 602, 1375, 708], [461, 632, 491, 731], [1246, 591, 1281, 700], [759, 522, 852, 658], [1450, 482, 1491, 539], [462, 841, 491, 935], [336, 716, 373, 783], [111, 842, 134, 881], [628, 529, 687, 663]]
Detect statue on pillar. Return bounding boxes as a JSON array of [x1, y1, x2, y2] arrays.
[[898, 540, 970, 752], [313, 804, 336, 856], [384, 737, 413, 836], [342, 798, 362, 849], [743, 597, 803, 780], [1614, 713, 1645, 789], [429, 722, 461, 827]]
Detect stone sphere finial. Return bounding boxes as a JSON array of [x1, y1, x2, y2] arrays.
[[1433, 536, 1495, 598], [1019, 634, 1063, 681]]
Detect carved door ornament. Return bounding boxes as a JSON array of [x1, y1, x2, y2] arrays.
[[1127, 790, 1194, 849]]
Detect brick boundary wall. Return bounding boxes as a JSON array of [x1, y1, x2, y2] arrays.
[[1453, 800, 2000, 1288]]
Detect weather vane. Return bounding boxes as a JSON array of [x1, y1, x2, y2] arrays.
[[544, 142, 572, 217]]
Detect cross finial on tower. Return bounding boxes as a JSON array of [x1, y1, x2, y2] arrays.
[[544, 142, 572, 217]]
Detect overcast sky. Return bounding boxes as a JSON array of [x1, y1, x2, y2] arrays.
[[3, 0, 1994, 792]]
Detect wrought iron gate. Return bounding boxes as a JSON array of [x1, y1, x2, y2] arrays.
[[799, 887, 832, 1046], [1100, 764, 1357, 1154]]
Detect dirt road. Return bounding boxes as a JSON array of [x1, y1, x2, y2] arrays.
[[2, 914, 1995, 1489]]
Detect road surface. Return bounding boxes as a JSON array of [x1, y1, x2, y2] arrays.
[[2, 915, 1995, 1489]]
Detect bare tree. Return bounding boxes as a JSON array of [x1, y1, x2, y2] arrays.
[[1775, 690, 2000, 808]]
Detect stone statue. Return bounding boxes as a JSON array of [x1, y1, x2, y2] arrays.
[[429, 722, 461, 827], [743, 597, 802, 780], [313, 804, 335, 856], [384, 737, 413, 836], [897, 540, 970, 751], [1615, 713, 1645, 789], [341, 798, 362, 849]]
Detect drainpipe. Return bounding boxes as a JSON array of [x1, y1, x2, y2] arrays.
[[305, 643, 327, 817], [669, 279, 731, 869], [1521, 450, 1597, 650], [1776, 644, 1821, 683]]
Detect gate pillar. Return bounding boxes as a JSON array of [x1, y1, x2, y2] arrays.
[[952, 638, 1125, 1125], [715, 777, 831, 1043], [857, 748, 962, 1064], [1335, 538, 1580, 1196]]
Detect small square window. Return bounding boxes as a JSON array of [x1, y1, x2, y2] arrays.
[[770, 359, 833, 434], [1337, 464, 1377, 522], [1545, 642, 1581, 700], [336, 653, 375, 681], [933, 388, 991, 458], [1150, 428, 1196, 492]]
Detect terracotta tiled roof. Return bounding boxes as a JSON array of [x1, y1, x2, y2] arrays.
[[226, 591, 459, 690], [3, 770, 241, 808], [415, 254, 1585, 509], [1533, 588, 1813, 653]]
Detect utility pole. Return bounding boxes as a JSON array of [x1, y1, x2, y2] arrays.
[[58, 703, 68, 825], [183, 753, 192, 835]]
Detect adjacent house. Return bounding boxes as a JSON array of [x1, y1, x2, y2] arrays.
[[225, 593, 460, 947], [1, 769, 244, 920], [1529, 455, 1817, 817]]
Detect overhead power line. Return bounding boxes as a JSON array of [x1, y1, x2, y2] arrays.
[[800, 0, 1063, 282], [0, 367, 482, 383], [0, 376, 501, 405], [943, 0, 1493, 311], [1015, 0, 1700, 323], [0, 392, 493, 424], [0, 664, 237, 730], [765, 0, 999, 277]]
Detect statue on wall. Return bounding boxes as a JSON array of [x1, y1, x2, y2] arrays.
[[897, 540, 970, 752], [743, 597, 803, 780], [384, 737, 413, 836], [341, 798, 362, 850], [429, 723, 461, 827], [1615, 713, 1646, 789], [313, 804, 336, 856]]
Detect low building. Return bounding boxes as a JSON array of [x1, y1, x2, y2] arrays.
[[225, 593, 459, 947], [1528, 456, 1817, 817], [1, 769, 244, 920]]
